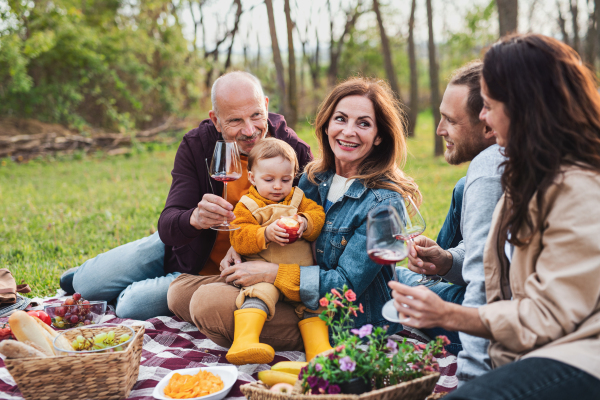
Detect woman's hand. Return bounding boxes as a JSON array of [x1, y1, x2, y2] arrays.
[[389, 281, 450, 329], [389, 281, 493, 339], [265, 220, 289, 246], [220, 246, 242, 271], [220, 260, 279, 287]]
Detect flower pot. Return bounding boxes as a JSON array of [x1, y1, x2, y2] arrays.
[[338, 377, 372, 395]]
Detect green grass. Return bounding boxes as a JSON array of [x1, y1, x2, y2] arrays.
[[1, 111, 468, 298]]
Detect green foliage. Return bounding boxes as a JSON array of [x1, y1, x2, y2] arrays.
[[0, 0, 200, 131]]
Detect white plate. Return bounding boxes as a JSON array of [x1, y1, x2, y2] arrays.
[[152, 366, 238, 400]]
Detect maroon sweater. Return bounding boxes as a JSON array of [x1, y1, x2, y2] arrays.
[[158, 113, 313, 275]]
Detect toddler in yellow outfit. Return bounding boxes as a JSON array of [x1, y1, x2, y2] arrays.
[[226, 138, 332, 365]]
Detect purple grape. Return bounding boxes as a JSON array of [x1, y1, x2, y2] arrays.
[[64, 312, 72, 320], [70, 315, 79, 324], [71, 306, 79, 315]]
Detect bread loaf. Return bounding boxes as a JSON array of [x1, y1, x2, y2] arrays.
[[31, 316, 71, 351], [8, 311, 55, 355], [0, 340, 48, 359]]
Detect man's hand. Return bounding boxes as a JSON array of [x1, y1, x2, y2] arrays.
[[265, 220, 289, 246], [220, 261, 279, 287], [389, 281, 449, 329], [220, 246, 242, 272], [190, 194, 236, 230], [407, 236, 453, 276]]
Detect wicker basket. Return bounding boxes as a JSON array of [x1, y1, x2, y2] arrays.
[[5, 324, 145, 400], [240, 372, 440, 400]]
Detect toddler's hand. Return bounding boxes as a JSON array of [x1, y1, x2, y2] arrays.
[[295, 214, 308, 237], [265, 220, 289, 246]]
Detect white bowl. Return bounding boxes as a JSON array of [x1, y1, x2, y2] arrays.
[[152, 366, 238, 400]]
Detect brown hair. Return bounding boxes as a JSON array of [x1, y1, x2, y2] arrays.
[[304, 77, 421, 204], [248, 137, 299, 175], [483, 33, 600, 246], [449, 60, 484, 125]]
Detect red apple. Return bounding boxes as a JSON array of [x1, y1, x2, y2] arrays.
[[270, 383, 295, 393], [277, 216, 301, 244]]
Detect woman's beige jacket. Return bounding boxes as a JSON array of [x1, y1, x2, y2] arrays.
[[479, 166, 600, 380]]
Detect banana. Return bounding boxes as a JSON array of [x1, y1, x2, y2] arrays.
[[257, 370, 298, 386], [271, 361, 309, 376]]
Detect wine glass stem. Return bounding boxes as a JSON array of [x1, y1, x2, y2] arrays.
[[391, 263, 397, 282], [223, 182, 228, 225], [409, 238, 426, 281]]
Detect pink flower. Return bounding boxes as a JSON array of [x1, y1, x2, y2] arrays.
[[319, 298, 329, 307], [335, 345, 345, 352], [333, 300, 343, 307], [331, 288, 343, 299], [415, 343, 427, 351], [344, 289, 356, 302], [358, 303, 364, 313], [424, 365, 434, 372], [438, 335, 451, 346], [350, 307, 357, 317]]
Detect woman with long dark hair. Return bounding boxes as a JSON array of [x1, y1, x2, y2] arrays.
[[390, 33, 600, 399]]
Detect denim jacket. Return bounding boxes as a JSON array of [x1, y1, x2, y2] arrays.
[[298, 170, 403, 332]]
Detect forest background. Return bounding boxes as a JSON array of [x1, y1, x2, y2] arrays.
[[1, 0, 598, 296]]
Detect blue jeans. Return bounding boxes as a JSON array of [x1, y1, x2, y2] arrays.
[[436, 177, 465, 250], [446, 357, 600, 400], [396, 267, 465, 355], [72, 232, 180, 320]]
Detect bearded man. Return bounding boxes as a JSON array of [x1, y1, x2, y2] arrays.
[[60, 71, 312, 320], [396, 61, 504, 385]]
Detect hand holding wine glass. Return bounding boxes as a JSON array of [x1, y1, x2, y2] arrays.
[[392, 197, 442, 287], [366, 205, 409, 323], [209, 140, 242, 231]]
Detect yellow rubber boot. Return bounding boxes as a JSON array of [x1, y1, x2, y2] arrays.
[[226, 309, 275, 365], [298, 317, 333, 362]]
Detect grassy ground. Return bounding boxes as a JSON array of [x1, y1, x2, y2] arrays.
[[1, 111, 468, 298]]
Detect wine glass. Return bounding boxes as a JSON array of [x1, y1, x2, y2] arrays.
[[366, 205, 409, 323], [392, 197, 442, 287], [209, 140, 242, 231]]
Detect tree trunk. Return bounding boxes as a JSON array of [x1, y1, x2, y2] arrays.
[[256, 32, 261, 70], [569, 0, 580, 54], [224, 0, 243, 71], [327, 0, 363, 86], [426, 0, 443, 156], [407, 0, 418, 137], [284, 0, 297, 129], [265, 0, 287, 115], [585, 0, 597, 64], [497, 0, 518, 37], [372, 0, 400, 99], [557, 2, 570, 46]]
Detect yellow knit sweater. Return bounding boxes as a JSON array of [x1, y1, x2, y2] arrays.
[[230, 186, 325, 301]]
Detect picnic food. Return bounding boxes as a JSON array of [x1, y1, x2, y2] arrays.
[[257, 370, 298, 386], [49, 293, 100, 329], [0, 323, 13, 341], [270, 382, 295, 393], [0, 340, 48, 359], [8, 311, 55, 355], [163, 370, 224, 399], [271, 361, 308, 375], [277, 216, 301, 244], [70, 329, 130, 352], [26, 310, 52, 326]]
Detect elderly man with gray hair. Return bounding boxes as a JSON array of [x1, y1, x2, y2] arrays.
[[60, 71, 313, 320]]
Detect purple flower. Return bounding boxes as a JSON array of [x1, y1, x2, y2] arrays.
[[315, 363, 323, 372], [328, 385, 341, 394], [339, 356, 356, 372], [317, 378, 329, 391], [351, 324, 373, 338], [387, 338, 398, 354], [307, 375, 319, 388], [328, 353, 339, 360]]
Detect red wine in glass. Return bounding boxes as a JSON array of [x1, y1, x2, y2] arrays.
[[209, 141, 242, 231], [368, 249, 406, 265]]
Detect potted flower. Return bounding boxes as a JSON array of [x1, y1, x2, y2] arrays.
[[299, 285, 449, 396]]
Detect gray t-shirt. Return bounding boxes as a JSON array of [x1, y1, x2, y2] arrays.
[[444, 144, 506, 384]]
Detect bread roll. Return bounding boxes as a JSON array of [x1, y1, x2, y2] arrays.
[[24, 340, 53, 357], [8, 311, 55, 355], [0, 340, 47, 359], [32, 317, 72, 351]]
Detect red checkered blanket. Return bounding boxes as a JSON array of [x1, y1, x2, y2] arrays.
[[0, 302, 458, 399]]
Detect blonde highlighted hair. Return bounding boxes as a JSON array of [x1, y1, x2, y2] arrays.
[[248, 137, 299, 175], [304, 77, 421, 205]]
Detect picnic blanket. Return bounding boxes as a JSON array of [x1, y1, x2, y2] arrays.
[[0, 298, 458, 399]]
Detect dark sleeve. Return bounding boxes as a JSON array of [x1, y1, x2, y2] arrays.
[[158, 137, 205, 246]]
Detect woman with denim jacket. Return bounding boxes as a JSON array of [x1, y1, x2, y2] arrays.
[[168, 77, 421, 360]]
